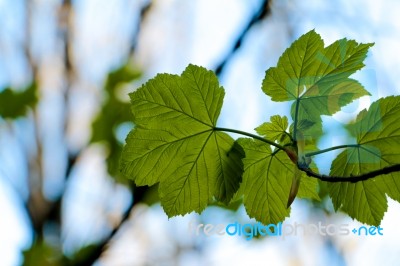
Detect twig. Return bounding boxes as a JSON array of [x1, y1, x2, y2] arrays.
[[214, 127, 285, 150], [73, 185, 148, 266], [214, 0, 271, 76], [299, 164, 400, 183], [130, 1, 152, 54], [305, 144, 360, 157]]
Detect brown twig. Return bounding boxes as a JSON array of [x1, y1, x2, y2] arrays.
[[299, 164, 400, 183]]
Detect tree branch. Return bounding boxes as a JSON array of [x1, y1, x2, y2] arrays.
[[24, 0, 48, 238], [129, 1, 152, 54], [214, 127, 285, 150], [215, 127, 400, 183], [69, 3, 154, 264], [73, 185, 148, 266], [305, 144, 360, 157], [214, 0, 271, 76], [299, 164, 400, 183]]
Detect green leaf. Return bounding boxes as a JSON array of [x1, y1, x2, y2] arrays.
[[328, 96, 400, 225], [290, 79, 369, 137], [262, 30, 372, 140], [238, 138, 319, 224], [22, 240, 64, 266], [263, 30, 324, 102], [0, 82, 38, 119], [296, 119, 316, 132], [255, 115, 290, 143], [120, 64, 243, 216], [297, 162, 321, 201]]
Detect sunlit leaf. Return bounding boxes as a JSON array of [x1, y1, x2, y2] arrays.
[[255, 115, 289, 143], [117, 31, 399, 227], [238, 138, 319, 224], [121, 64, 243, 216], [262, 30, 372, 140], [328, 96, 400, 225]]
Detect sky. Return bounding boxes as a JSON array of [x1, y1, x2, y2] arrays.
[[1, 0, 400, 265]]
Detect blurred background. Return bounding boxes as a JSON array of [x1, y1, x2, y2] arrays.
[[1, 0, 400, 265]]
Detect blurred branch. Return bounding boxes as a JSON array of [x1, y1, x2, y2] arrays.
[[72, 3, 157, 263], [214, 0, 271, 76], [23, 1, 38, 78], [73, 185, 148, 266], [60, 0, 73, 80], [20, 0, 156, 263], [23, 0, 47, 238], [129, 1, 152, 54], [35, 0, 76, 240], [59, 0, 76, 163], [22, 0, 77, 240]]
